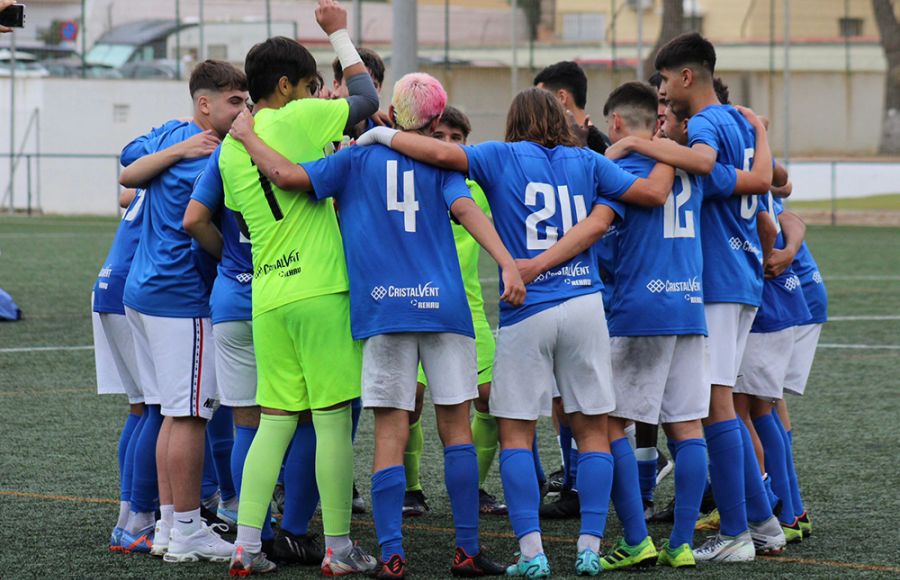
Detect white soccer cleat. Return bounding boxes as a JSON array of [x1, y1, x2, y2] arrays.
[[150, 518, 171, 557], [692, 531, 756, 562], [163, 522, 234, 563], [749, 515, 787, 554]]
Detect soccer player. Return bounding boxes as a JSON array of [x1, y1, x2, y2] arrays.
[[357, 87, 674, 577], [218, 1, 380, 574], [534, 61, 611, 154], [230, 72, 520, 578], [606, 32, 784, 560], [117, 60, 248, 562], [401, 106, 508, 518]]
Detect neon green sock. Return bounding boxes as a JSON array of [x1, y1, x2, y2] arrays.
[[404, 419, 424, 492], [237, 413, 298, 529], [312, 405, 354, 537], [472, 410, 499, 487]]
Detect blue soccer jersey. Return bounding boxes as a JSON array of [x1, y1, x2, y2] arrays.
[[464, 141, 632, 327], [92, 188, 146, 315], [594, 225, 619, 311], [751, 194, 811, 333], [191, 147, 253, 324], [690, 104, 764, 307], [606, 153, 707, 336], [792, 242, 827, 324], [122, 121, 216, 318], [302, 144, 474, 340]]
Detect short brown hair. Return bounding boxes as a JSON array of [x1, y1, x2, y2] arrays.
[[189, 60, 248, 99], [438, 106, 471, 138], [505, 88, 579, 148], [332, 48, 385, 87]]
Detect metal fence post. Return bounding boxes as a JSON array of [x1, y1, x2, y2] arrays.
[[26, 154, 32, 216], [830, 161, 837, 226]]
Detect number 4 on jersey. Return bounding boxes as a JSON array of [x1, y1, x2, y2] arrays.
[[386, 160, 419, 232]]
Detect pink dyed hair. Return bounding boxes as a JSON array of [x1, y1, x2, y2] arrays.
[[391, 73, 447, 130]]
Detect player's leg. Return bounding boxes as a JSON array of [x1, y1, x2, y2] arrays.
[[774, 400, 808, 534], [470, 319, 506, 515], [634, 421, 664, 518], [402, 379, 429, 516], [204, 406, 235, 525], [540, 396, 580, 520]]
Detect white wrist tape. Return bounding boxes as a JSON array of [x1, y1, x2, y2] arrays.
[[329, 29, 362, 71]]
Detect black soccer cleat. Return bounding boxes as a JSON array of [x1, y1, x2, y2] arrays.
[[539, 488, 580, 519], [373, 553, 407, 578], [271, 530, 324, 565], [451, 547, 507, 577], [402, 490, 430, 517], [478, 489, 508, 516], [544, 468, 565, 497]]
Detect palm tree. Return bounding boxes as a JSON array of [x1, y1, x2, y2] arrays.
[[872, 0, 900, 154]]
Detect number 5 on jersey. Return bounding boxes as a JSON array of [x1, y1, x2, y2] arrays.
[[386, 159, 419, 232]]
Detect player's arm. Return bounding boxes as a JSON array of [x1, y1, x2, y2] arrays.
[[119, 188, 137, 209], [617, 162, 676, 207], [356, 127, 469, 172], [730, 106, 773, 195], [229, 110, 313, 192], [450, 197, 526, 306], [119, 130, 220, 187], [766, 210, 806, 278], [757, 210, 777, 266], [183, 200, 223, 261], [770, 180, 792, 198], [516, 204, 617, 285], [607, 136, 717, 176]]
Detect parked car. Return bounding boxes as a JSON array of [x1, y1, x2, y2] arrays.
[[0, 49, 50, 77], [117, 59, 179, 80], [43, 58, 122, 79]]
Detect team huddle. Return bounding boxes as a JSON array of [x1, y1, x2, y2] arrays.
[[90, 0, 828, 577]]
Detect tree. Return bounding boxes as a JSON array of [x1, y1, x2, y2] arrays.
[[872, 0, 900, 154], [642, 0, 684, 81]]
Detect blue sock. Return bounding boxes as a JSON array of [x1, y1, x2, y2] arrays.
[[500, 448, 541, 539], [207, 406, 236, 502], [670, 438, 707, 548], [282, 422, 319, 536], [776, 415, 804, 517], [704, 418, 747, 537], [202, 435, 220, 500], [753, 413, 794, 524], [444, 444, 480, 555], [130, 404, 162, 513], [371, 465, 406, 562], [559, 425, 573, 488], [351, 397, 362, 442], [637, 457, 657, 503], [610, 439, 647, 545], [232, 425, 275, 540], [121, 412, 146, 505], [738, 421, 773, 523], [118, 413, 142, 502], [531, 433, 546, 485], [576, 451, 614, 541]]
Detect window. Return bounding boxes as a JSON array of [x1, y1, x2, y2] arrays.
[[562, 13, 605, 43], [113, 104, 130, 124], [839, 17, 863, 37], [207, 44, 228, 60]]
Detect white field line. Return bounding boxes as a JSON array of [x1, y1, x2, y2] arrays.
[[0, 345, 94, 353], [817, 343, 900, 350], [828, 315, 900, 321]]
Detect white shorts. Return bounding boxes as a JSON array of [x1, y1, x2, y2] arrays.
[[92, 311, 144, 404], [734, 327, 795, 400], [491, 292, 615, 421], [705, 303, 758, 387], [362, 332, 477, 411], [125, 307, 217, 419], [783, 323, 823, 396], [213, 320, 257, 407], [610, 335, 710, 424]]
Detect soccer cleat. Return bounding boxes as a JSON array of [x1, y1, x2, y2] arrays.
[[150, 518, 170, 556], [574, 549, 601, 576], [656, 449, 674, 485], [271, 530, 324, 565], [544, 468, 564, 497], [538, 488, 579, 519], [656, 540, 696, 568], [352, 482, 367, 514], [749, 515, 787, 554], [642, 499, 655, 522], [402, 490, 430, 517], [109, 527, 124, 552], [450, 547, 506, 577], [201, 503, 234, 535], [798, 511, 812, 538], [479, 489, 508, 516], [271, 482, 285, 516], [373, 554, 407, 578], [228, 544, 277, 576], [218, 505, 239, 527], [320, 544, 378, 576], [120, 524, 154, 554], [692, 531, 755, 562], [505, 552, 550, 578], [695, 508, 720, 531], [781, 518, 803, 544], [649, 497, 675, 523], [699, 486, 717, 514], [163, 522, 234, 563], [599, 536, 658, 570]]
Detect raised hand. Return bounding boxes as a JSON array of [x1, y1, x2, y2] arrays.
[[315, 0, 348, 35]]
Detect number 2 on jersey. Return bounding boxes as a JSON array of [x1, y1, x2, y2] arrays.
[[525, 182, 587, 250], [386, 160, 419, 232], [663, 170, 695, 238]]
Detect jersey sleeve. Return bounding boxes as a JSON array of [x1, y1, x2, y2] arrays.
[[285, 99, 350, 151], [301, 147, 353, 201], [190, 147, 224, 213], [592, 153, 639, 200], [702, 162, 738, 200], [687, 113, 719, 151], [120, 119, 182, 166], [441, 171, 474, 209], [463, 142, 505, 192], [596, 197, 626, 222]]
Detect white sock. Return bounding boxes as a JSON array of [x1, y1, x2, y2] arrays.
[[221, 495, 239, 512], [116, 501, 130, 529], [325, 535, 353, 558], [160, 504, 175, 527], [174, 508, 202, 536], [236, 525, 262, 553], [519, 531, 544, 560], [202, 490, 220, 511], [624, 423, 637, 449], [125, 510, 155, 535], [577, 534, 601, 553], [634, 447, 658, 462]]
